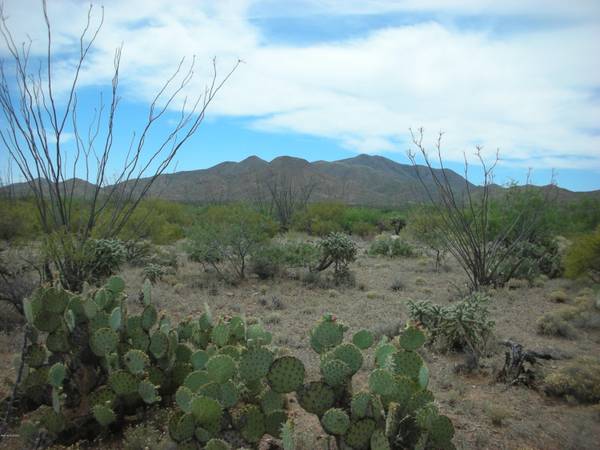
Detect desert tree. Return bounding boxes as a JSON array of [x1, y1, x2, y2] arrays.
[[0, 1, 239, 291], [407, 128, 552, 290], [255, 170, 318, 230]]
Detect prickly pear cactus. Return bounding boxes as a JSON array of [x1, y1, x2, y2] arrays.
[[167, 310, 306, 449], [16, 277, 306, 449], [297, 315, 455, 450]]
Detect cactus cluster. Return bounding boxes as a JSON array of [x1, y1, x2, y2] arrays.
[[297, 314, 455, 450], [168, 314, 306, 449], [17, 276, 303, 449]]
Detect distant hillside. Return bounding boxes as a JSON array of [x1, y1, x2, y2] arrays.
[[2, 154, 599, 207]]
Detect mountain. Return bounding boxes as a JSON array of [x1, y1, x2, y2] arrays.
[[3, 154, 599, 207], [123, 154, 471, 206]]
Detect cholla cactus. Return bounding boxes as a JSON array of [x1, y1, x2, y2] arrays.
[[297, 314, 455, 450], [315, 232, 357, 276]]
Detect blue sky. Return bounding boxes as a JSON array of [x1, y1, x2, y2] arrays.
[[1, 0, 600, 191]]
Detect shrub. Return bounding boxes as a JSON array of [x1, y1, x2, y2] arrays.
[[187, 204, 275, 280], [407, 209, 447, 270], [142, 263, 167, 284], [84, 238, 127, 280], [297, 315, 455, 450], [564, 226, 600, 282], [279, 241, 320, 268], [390, 239, 415, 257], [389, 215, 407, 235], [548, 290, 569, 303], [544, 357, 600, 403], [368, 236, 392, 256], [349, 221, 377, 237], [123, 240, 154, 266], [315, 232, 357, 277], [407, 293, 494, 356], [498, 238, 562, 282], [293, 202, 346, 236], [536, 309, 577, 338], [250, 244, 284, 279]]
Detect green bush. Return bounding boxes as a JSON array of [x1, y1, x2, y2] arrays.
[[536, 310, 577, 338], [142, 263, 167, 284], [390, 239, 415, 257], [250, 244, 284, 279], [564, 226, 600, 282], [544, 357, 600, 403], [0, 198, 41, 241], [187, 204, 276, 280], [498, 238, 562, 282], [407, 293, 494, 356], [368, 236, 392, 256]]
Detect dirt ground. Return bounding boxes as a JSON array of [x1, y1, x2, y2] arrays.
[[1, 235, 599, 450]]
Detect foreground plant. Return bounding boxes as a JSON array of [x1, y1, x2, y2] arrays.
[[16, 277, 300, 449], [297, 315, 455, 449]]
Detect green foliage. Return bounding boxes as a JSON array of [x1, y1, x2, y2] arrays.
[[544, 357, 600, 403], [298, 315, 455, 450], [407, 293, 494, 356], [143, 263, 167, 284], [187, 204, 276, 280], [316, 233, 357, 281], [564, 226, 600, 282], [369, 236, 415, 258], [84, 238, 127, 280], [0, 198, 41, 241], [407, 208, 446, 270]]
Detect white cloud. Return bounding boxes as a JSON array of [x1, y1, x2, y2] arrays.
[[1, 0, 599, 171]]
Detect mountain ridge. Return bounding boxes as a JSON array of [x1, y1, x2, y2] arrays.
[[2, 154, 599, 207]]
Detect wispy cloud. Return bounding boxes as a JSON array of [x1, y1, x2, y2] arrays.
[[2, 0, 599, 170]]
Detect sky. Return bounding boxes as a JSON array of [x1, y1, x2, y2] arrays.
[[1, 0, 599, 191]]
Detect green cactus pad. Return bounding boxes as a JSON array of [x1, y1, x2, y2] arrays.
[[298, 382, 335, 417], [109, 370, 138, 396], [211, 322, 230, 347], [321, 408, 350, 435], [94, 288, 111, 310], [92, 404, 116, 426], [385, 402, 401, 440], [205, 439, 232, 450], [260, 389, 285, 415], [344, 418, 376, 450], [89, 311, 110, 331], [246, 323, 272, 345], [369, 369, 396, 396], [399, 326, 426, 351], [191, 349, 210, 370], [327, 343, 363, 375], [265, 409, 287, 438], [24, 344, 47, 368], [239, 347, 274, 382], [90, 386, 117, 408], [43, 287, 70, 314], [267, 356, 305, 393], [176, 386, 194, 412], [407, 390, 435, 415], [238, 404, 266, 443], [219, 381, 239, 408], [310, 316, 344, 354], [370, 428, 391, 450], [195, 426, 214, 443], [91, 327, 118, 356], [388, 350, 423, 380], [127, 329, 149, 351], [198, 381, 221, 400], [386, 375, 419, 405], [320, 358, 352, 387], [351, 392, 374, 419], [149, 330, 169, 359], [67, 296, 86, 324], [127, 316, 143, 334], [374, 342, 396, 368], [33, 311, 61, 333], [429, 415, 455, 445], [191, 395, 223, 426], [123, 349, 150, 375], [169, 411, 195, 442], [83, 297, 98, 320], [206, 354, 236, 384], [184, 370, 211, 392], [418, 364, 429, 389], [176, 343, 193, 362], [352, 329, 375, 350], [48, 363, 66, 387], [138, 379, 160, 404], [106, 276, 125, 294], [109, 307, 122, 331], [48, 327, 71, 353], [141, 305, 158, 331], [172, 362, 193, 386]]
